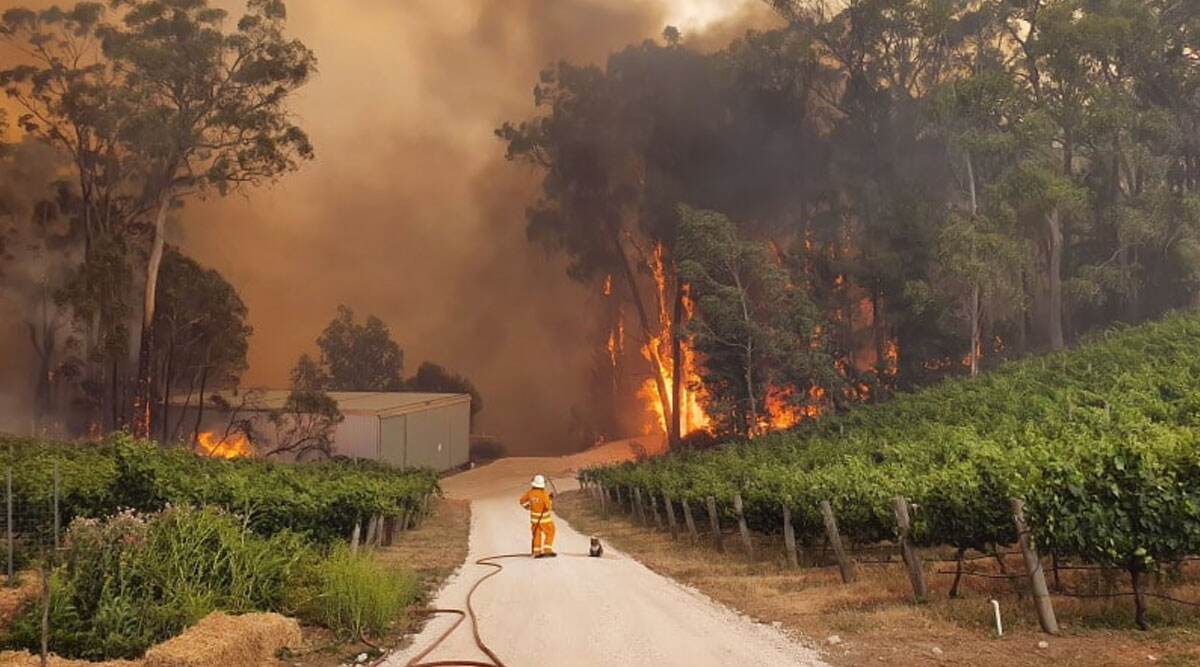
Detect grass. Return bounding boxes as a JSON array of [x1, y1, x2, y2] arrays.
[[285, 498, 472, 667], [305, 547, 419, 640], [556, 490, 1200, 667]]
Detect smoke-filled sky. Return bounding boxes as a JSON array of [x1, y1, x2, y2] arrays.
[[1, 0, 778, 453]]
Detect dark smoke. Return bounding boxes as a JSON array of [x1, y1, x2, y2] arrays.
[[1, 0, 776, 453]]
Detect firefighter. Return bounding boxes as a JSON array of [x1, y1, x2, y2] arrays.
[[519, 474, 556, 558]]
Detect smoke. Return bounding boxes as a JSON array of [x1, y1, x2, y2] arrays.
[[0, 138, 72, 434], [0, 0, 776, 453]]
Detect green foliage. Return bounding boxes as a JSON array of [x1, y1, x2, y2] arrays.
[[583, 312, 1200, 578], [408, 361, 484, 420], [0, 433, 440, 543], [677, 206, 839, 437], [3, 507, 312, 660], [299, 546, 418, 640], [315, 305, 405, 392]]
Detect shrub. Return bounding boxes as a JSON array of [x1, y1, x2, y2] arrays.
[[302, 546, 418, 639], [3, 507, 311, 660]]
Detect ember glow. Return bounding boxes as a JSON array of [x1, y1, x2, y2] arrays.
[[196, 431, 255, 459]]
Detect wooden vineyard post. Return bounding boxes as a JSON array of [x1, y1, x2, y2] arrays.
[[782, 503, 799, 568], [383, 516, 397, 546], [820, 500, 856, 583], [599, 486, 609, 517], [893, 496, 928, 602], [633, 487, 647, 525], [649, 492, 664, 529], [1011, 498, 1059, 634], [6, 468, 12, 586], [664, 494, 679, 540], [615, 487, 625, 514], [733, 493, 755, 559], [681, 498, 699, 544], [705, 496, 725, 552], [349, 520, 361, 555], [363, 514, 378, 550]]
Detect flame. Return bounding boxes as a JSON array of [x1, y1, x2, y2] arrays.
[[636, 244, 814, 438], [883, 339, 899, 376], [197, 431, 254, 459], [640, 245, 711, 436]]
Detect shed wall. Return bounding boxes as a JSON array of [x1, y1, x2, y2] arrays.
[[379, 415, 407, 467]]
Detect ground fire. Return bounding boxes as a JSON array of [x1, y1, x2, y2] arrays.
[[196, 431, 255, 459]]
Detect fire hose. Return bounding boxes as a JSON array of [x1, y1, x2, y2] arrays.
[[391, 485, 569, 667], [399, 552, 531, 667]]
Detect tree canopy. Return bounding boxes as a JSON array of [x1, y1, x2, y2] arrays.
[[503, 1, 1200, 440]]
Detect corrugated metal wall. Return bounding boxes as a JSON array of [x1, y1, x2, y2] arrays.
[[332, 415, 380, 459], [379, 414, 407, 467], [379, 401, 469, 471]]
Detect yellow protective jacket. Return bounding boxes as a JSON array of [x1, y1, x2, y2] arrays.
[[519, 488, 554, 524]]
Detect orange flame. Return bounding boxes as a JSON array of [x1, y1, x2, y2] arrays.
[[636, 244, 811, 438], [640, 245, 711, 436], [197, 431, 254, 459]]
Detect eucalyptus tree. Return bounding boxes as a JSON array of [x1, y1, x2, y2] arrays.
[[677, 206, 837, 437], [1, 0, 316, 437]]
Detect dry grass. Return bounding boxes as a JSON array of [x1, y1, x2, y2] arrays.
[[0, 573, 40, 632], [284, 498, 472, 667], [0, 612, 298, 667], [557, 491, 1200, 667], [143, 612, 301, 667]]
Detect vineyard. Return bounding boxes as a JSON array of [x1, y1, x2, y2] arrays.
[[0, 433, 441, 544], [580, 312, 1200, 629]]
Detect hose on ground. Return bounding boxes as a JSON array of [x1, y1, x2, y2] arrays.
[[399, 553, 530, 667]]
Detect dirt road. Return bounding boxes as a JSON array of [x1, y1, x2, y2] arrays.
[[385, 439, 828, 667]]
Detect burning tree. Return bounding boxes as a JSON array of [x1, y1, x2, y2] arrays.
[[677, 206, 839, 437], [497, 41, 731, 446]]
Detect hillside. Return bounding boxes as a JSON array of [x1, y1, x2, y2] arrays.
[[583, 312, 1200, 620]]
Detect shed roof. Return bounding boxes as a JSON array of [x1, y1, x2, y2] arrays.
[[172, 390, 470, 417]]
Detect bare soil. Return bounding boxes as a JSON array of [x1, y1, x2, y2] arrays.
[[555, 491, 1200, 667]]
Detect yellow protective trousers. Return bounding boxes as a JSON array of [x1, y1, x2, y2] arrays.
[[531, 518, 556, 555]]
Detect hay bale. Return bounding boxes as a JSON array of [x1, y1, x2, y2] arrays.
[[0, 650, 138, 666], [143, 612, 301, 667], [0, 572, 41, 631]]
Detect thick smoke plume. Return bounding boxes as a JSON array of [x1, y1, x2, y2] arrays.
[[0, 0, 775, 453]]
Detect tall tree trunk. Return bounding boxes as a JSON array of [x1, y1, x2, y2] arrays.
[[614, 234, 673, 436], [172, 364, 197, 443], [969, 284, 982, 377], [670, 283, 684, 447], [1045, 208, 1065, 350], [159, 334, 175, 444], [110, 357, 121, 432], [191, 351, 210, 450], [965, 150, 983, 375], [731, 270, 757, 436], [131, 196, 172, 439]]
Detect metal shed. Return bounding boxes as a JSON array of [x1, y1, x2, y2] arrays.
[[170, 390, 471, 471]]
